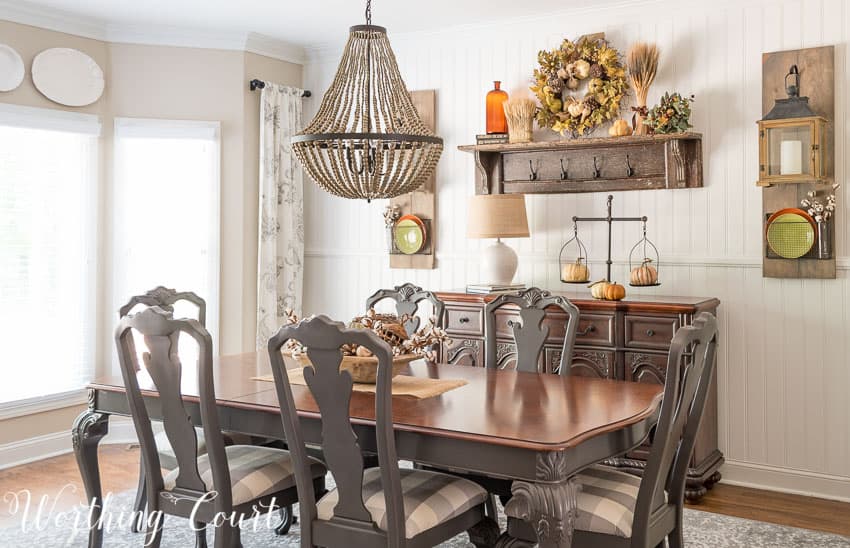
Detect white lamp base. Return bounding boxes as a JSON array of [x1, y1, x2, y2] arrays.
[[481, 239, 518, 285]]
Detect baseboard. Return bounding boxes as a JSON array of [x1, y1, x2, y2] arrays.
[[721, 460, 850, 503], [0, 417, 138, 471]]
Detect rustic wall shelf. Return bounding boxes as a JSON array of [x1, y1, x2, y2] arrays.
[[760, 46, 835, 279], [458, 133, 703, 195]]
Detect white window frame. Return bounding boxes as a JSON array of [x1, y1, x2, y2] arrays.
[[0, 103, 101, 415], [111, 117, 222, 351]]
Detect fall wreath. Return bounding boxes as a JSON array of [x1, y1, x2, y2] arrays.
[[532, 36, 628, 136]]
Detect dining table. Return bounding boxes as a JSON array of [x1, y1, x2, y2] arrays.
[[73, 352, 663, 548]]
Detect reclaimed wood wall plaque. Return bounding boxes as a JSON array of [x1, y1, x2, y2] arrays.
[[389, 90, 437, 269], [761, 46, 835, 279]]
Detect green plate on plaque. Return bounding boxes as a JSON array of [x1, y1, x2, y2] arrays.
[[766, 213, 816, 259], [394, 219, 424, 254]]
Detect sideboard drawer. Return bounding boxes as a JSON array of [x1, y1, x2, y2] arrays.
[[574, 313, 615, 347], [445, 305, 483, 336], [624, 315, 679, 350]]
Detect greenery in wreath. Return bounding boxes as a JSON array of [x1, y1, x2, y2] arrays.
[[531, 36, 628, 136], [644, 92, 695, 134]]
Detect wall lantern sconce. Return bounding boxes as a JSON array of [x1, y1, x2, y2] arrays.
[[756, 65, 829, 187]]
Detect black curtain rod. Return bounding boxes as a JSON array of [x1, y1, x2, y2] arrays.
[[249, 79, 311, 97]]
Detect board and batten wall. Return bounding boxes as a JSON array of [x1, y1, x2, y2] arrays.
[[301, 0, 850, 500]]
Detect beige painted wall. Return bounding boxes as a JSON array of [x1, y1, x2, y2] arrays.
[[0, 20, 109, 114], [107, 43, 248, 357], [0, 20, 302, 449]]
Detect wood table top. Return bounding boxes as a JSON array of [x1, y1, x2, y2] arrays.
[[90, 352, 663, 452]]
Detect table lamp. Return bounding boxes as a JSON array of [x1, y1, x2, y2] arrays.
[[467, 194, 530, 285]]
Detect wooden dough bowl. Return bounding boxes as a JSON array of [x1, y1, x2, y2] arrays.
[[292, 353, 419, 383]]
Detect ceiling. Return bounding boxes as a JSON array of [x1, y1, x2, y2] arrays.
[[6, 0, 634, 49]]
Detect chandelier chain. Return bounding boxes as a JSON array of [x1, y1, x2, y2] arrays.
[[365, 0, 372, 25]]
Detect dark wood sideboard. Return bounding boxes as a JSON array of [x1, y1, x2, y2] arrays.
[[434, 289, 722, 501]]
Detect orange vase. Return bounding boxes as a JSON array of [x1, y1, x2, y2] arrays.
[[486, 81, 508, 134]]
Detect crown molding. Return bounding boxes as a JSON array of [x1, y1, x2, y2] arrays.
[[245, 33, 305, 65], [0, 0, 107, 41], [0, 0, 305, 64], [104, 22, 247, 51]]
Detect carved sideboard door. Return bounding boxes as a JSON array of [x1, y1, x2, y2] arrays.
[[436, 290, 722, 502]]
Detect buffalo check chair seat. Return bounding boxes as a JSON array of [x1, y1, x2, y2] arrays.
[[163, 445, 327, 506], [316, 467, 489, 539], [575, 464, 647, 538], [155, 428, 266, 471], [155, 428, 206, 471]]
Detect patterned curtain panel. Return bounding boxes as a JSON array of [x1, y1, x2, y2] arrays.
[[256, 84, 304, 349]]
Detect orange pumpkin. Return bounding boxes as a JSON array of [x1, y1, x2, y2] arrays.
[[603, 282, 626, 301], [630, 258, 658, 286]]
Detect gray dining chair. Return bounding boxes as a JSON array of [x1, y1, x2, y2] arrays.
[[483, 287, 580, 374], [115, 306, 327, 548], [267, 315, 494, 547], [121, 286, 296, 536], [571, 312, 719, 548], [366, 282, 446, 336]]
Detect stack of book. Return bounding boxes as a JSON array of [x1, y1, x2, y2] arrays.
[[465, 283, 526, 295], [475, 133, 509, 145]]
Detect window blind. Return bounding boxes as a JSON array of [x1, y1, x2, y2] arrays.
[[0, 106, 100, 404], [112, 118, 221, 353]]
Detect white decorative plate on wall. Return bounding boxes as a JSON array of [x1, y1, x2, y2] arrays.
[[0, 44, 25, 92], [32, 48, 104, 107]]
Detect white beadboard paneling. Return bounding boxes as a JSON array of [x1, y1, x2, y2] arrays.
[[301, 0, 850, 498]]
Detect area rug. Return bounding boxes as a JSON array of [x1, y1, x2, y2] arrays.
[[2, 486, 848, 547]]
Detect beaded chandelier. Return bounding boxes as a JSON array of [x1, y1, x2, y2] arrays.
[[292, 1, 443, 201]]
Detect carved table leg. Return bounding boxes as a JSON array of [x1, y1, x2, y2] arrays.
[[72, 404, 109, 548], [495, 476, 580, 548]]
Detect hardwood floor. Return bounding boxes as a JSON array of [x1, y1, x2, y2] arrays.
[[686, 482, 850, 538], [0, 444, 141, 528], [0, 445, 848, 538]]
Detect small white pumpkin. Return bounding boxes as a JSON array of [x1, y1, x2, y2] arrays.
[[561, 258, 590, 282]]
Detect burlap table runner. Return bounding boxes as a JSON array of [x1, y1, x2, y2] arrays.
[[252, 368, 467, 399]]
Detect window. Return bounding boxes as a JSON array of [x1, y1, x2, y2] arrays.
[[0, 104, 100, 404], [112, 118, 221, 350]]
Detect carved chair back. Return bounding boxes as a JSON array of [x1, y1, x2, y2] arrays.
[[366, 283, 445, 336], [267, 315, 405, 546], [114, 307, 233, 512], [483, 287, 580, 374], [119, 286, 207, 326], [631, 312, 718, 545]]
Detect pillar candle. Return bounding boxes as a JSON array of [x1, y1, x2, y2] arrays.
[[780, 140, 802, 175]]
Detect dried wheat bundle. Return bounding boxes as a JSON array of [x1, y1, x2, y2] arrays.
[[627, 42, 659, 134], [627, 42, 660, 104], [503, 98, 536, 143]]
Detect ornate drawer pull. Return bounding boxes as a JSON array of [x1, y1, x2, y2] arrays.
[[458, 316, 470, 324], [646, 329, 656, 337], [507, 319, 519, 328], [577, 325, 596, 336]]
